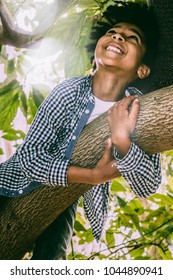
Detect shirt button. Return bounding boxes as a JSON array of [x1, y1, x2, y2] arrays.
[[19, 190, 23, 194], [85, 109, 90, 114], [72, 135, 76, 140]]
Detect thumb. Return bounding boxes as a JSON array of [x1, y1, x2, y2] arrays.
[[106, 138, 112, 149], [102, 138, 113, 160]]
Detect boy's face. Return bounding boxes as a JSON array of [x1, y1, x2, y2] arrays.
[[94, 22, 149, 81]]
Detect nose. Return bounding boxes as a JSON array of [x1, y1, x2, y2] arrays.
[[112, 33, 125, 42]]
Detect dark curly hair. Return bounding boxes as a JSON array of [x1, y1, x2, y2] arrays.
[[86, 1, 160, 71]]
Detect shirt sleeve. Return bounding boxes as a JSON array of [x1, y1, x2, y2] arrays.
[[113, 142, 162, 197], [17, 83, 72, 187]]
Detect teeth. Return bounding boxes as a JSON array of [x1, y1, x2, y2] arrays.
[[106, 45, 122, 54]]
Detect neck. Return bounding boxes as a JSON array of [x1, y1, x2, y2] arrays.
[[92, 69, 130, 102]]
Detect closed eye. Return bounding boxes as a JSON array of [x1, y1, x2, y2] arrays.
[[106, 29, 140, 45], [106, 29, 116, 35], [127, 35, 139, 42], [106, 30, 139, 41]]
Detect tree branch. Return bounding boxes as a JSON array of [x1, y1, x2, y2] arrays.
[[1, 85, 173, 259], [0, 0, 74, 48], [0, 0, 45, 47], [88, 217, 173, 259]]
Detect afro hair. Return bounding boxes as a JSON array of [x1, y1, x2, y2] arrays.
[[86, 1, 160, 70]]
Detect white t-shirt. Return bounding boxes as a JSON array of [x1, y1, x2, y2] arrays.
[[87, 96, 115, 124]]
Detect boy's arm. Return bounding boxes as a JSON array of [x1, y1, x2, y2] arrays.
[[17, 83, 73, 187], [18, 81, 120, 188], [113, 143, 161, 197], [67, 138, 121, 185], [108, 95, 162, 197]]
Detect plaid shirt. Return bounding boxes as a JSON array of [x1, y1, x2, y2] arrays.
[[0, 74, 161, 240]]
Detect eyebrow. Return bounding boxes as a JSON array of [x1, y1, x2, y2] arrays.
[[112, 24, 144, 42]]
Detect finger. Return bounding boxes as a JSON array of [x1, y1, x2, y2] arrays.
[[117, 95, 137, 110], [106, 138, 112, 150], [102, 138, 113, 161], [129, 98, 140, 130], [107, 106, 114, 115]]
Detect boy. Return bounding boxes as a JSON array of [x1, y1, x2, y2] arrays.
[[0, 1, 161, 259]]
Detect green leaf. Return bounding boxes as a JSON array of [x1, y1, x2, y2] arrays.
[[65, 45, 90, 77], [111, 180, 126, 192], [117, 196, 127, 207], [158, 225, 173, 239], [2, 129, 26, 141], [27, 93, 38, 123], [131, 247, 145, 259], [163, 150, 173, 157], [96, 253, 108, 260], [64, 15, 92, 77], [129, 214, 143, 236], [19, 91, 28, 117], [106, 231, 115, 247], [5, 59, 15, 74], [145, 207, 166, 221], [68, 252, 87, 260], [0, 80, 20, 96], [74, 221, 87, 232], [76, 210, 86, 226], [0, 91, 19, 130], [134, 256, 151, 260], [118, 201, 144, 235], [157, 247, 170, 260], [118, 213, 132, 228], [128, 199, 144, 215], [0, 148, 4, 155], [149, 193, 173, 206], [78, 228, 94, 244], [166, 162, 173, 176]]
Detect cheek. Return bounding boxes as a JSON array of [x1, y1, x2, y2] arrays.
[[94, 39, 104, 59], [95, 37, 104, 51], [128, 47, 144, 66]]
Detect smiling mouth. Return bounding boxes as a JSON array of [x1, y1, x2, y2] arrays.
[[106, 45, 123, 54]]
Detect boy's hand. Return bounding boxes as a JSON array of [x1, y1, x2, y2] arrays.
[[67, 139, 120, 185], [92, 138, 121, 184], [107, 95, 140, 158]]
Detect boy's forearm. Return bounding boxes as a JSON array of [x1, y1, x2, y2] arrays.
[[67, 166, 95, 185], [113, 143, 162, 197], [67, 165, 121, 185], [112, 136, 131, 158]]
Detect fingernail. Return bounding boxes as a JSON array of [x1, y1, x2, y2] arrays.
[[134, 98, 139, 103]]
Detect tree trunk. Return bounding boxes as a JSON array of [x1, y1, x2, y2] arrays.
[[1, 85, 173, 259], [0, 0, 173, 261]]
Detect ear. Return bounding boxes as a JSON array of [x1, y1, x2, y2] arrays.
[[137, 64, 151, 79]]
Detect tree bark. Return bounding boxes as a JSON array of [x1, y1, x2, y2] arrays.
[[0, 0, 74, 47], [0, 0, 173, 261], [1, 85, 173, 259]]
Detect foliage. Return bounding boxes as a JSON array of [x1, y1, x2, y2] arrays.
[[0, 0, 173, 260], [69, 152, 173, 260]]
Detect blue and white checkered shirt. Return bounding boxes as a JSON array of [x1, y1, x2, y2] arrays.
[[0, 74, 162, 240]]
